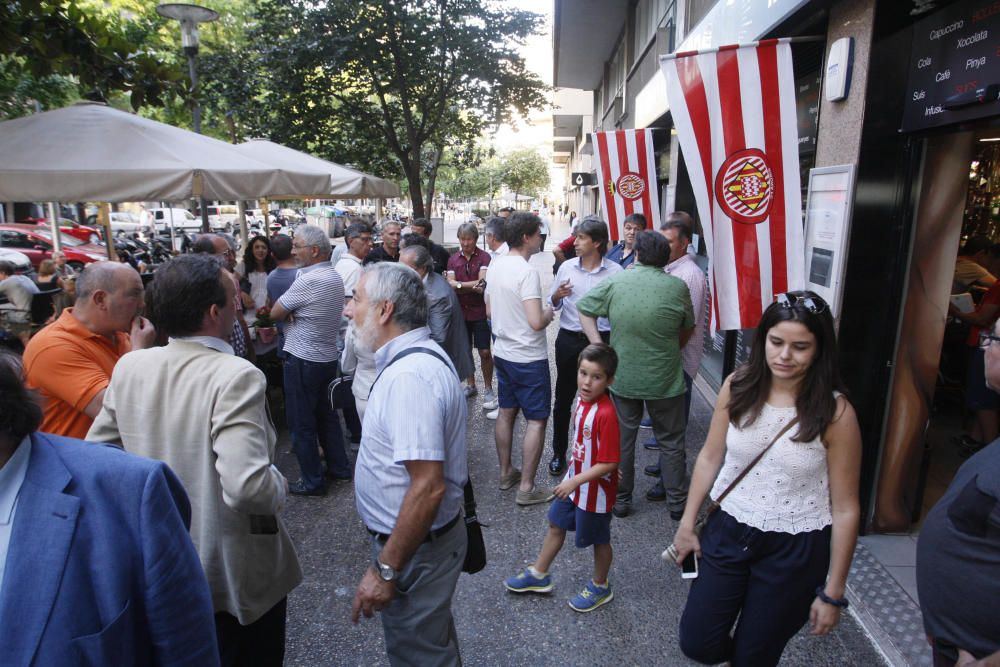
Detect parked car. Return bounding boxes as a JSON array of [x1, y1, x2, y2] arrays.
[[194, 204, 240, 232], [0, 247, 33, 274], [149, 207, 201, 233], [86, 211, 153, 236], [0, 224, 107, 271], [22, 217, 104, 245]]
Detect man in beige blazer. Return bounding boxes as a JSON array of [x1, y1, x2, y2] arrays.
[[88, 254, 301, 666]]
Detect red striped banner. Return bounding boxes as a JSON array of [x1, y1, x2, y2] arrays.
[[661, 39, 805, 331], [592, 129, 661, 241]]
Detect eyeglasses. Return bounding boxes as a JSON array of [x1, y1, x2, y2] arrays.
[[979, 331, 1000, 349], [292, 242, 317, 250], [775, 292, 828, 314]]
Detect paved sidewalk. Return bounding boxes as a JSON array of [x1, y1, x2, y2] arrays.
[[275, 249, 888, 666]]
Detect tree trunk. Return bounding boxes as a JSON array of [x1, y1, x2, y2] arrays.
[[405, 162, 425, 219], [423, 147, 445, 219]]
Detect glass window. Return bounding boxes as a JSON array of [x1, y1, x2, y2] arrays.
[[0, 231, 33, 249], [634, 0, 674, 53], [33, 229, 84, 247], [607, 41, 625, 108]]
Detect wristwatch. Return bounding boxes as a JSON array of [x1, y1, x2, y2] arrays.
[[375, 556, 397, 583]]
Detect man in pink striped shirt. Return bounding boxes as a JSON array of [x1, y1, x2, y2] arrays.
[[503, 344, 621, 612]]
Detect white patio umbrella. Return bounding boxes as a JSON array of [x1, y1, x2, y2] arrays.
[[0, 102, 333, 202], [233, 139, 400, 199]]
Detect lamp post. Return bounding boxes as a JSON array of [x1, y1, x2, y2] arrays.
[[157, 3, 219, 234]]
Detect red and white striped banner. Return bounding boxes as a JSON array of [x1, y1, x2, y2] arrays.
[[661, 39, 805, 331], [592, 129, 661, 241]]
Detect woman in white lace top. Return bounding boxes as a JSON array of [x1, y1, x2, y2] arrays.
[[671, 291, 862, 667]]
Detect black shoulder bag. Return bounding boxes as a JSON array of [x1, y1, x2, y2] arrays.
[[371, 346, 487, 574]]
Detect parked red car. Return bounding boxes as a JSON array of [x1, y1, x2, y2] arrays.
[[0, 224, 108, 271], [21, 217, 104, 244]]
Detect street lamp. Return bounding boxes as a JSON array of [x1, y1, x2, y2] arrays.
[[157, 3, 219, 233]]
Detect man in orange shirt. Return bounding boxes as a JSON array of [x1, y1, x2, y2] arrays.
[[23, 262, 155, 438]]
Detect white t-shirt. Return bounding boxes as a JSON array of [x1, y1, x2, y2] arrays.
[[334, 254, 363, 297], [485, 255, 547, 362]]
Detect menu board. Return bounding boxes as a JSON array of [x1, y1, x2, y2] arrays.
[[901, 0, 1000, 132]]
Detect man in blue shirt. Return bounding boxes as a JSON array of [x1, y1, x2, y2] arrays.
[[605, 213, 647, 269]]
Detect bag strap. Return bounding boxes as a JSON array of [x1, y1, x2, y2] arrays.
[[368, 345, 481, 523], [713, 416, 800, 506], [368, 346, 450, 399]]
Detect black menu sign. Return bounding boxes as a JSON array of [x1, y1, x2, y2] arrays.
[[901, 0, 1000, 132]]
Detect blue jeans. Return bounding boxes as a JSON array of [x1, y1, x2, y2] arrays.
[[283, 354, 350, 489]]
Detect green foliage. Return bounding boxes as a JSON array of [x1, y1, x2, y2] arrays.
[[252, 0, 548, 216], [501, 147, 550, 201], [0, 0, 185, 115]]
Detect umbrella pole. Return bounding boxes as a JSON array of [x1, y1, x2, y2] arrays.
[[98, 203, 114, 261], [47, 202, 62, 253], [237, 200, 249, 249], [262, 198, 270, 232]]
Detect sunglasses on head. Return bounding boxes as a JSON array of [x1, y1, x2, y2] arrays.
[[774, 292, 828, 314]]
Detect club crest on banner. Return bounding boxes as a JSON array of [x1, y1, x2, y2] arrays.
[[715, 148, 774, 225], [615, 173, 646, 200], [591, 129, 661, 241]]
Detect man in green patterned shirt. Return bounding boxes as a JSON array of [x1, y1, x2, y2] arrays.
[[577, 231, 693, 519]]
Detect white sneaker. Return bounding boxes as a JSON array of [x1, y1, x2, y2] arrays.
[[486, 408, 499, 420], [482, 390, 498, 411]]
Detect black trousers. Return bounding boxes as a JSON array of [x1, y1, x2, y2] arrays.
[[551, 328, 609, 460], [215, 597, 287, 667], [679, 511, 831, 667]]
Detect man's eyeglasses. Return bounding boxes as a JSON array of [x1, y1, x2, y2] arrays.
[[979, 331, 1000, 349], [775, 292, 828, 314], [292, 242, 317, 250]]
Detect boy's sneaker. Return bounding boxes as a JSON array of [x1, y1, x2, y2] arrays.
[[464, 385, 478, 398], [485, 408, 499, 420], [568, 581, 613, 612], [504, 568, 553, 594], [482, 390, 498, 411]]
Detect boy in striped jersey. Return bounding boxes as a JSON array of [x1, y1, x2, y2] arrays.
[[504, 343, 621, 612]]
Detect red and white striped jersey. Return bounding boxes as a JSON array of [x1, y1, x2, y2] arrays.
[[565, 393, 621, 514]]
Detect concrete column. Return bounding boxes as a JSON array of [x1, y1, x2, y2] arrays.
[[815, 0, 876, 168]]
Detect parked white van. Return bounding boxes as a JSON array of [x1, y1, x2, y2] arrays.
[[150, 208, 200, 232]]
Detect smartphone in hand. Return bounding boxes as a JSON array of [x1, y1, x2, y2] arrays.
[[681, 552, 699, 579]]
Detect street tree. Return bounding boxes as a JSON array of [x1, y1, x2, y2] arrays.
[[0, 0, 184, 116], [501, 148, 551, 204], [254, 0, 548, 218]]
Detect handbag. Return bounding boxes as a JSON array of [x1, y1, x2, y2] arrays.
[[461, 477, 487, 574], [693, 415, 801, 535]]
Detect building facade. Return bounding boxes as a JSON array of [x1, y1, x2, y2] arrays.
[[552, 0, 1000, 534]]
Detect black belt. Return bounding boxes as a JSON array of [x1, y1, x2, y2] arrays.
[[367, 512, 462, 544]]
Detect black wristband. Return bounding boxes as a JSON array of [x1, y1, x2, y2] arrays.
[[815, 586, 849, 609]]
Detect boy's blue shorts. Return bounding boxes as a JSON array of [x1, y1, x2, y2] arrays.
[[548, 497, 612, 548]]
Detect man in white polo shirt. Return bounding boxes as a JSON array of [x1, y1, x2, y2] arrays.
[[485, 211, 554, 506], [347, 262, 467, 666]]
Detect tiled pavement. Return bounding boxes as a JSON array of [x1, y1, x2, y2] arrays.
[[275, 249, 898, 666]]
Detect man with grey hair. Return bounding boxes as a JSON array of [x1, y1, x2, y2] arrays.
[[23, 261, 155, 439], [399, 245, 474, 383], [365, 220, 402, 265], [271, 224, 349, 496], [347, 262, 468, 666], [484, 216, 508, 260]]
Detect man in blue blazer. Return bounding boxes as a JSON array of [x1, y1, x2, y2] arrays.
[[0, 351, 219, 666]]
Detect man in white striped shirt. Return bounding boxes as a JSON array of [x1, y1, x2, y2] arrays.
[[271, 225, 349, 496], [347, 262, 468, 667]]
